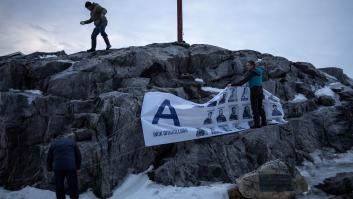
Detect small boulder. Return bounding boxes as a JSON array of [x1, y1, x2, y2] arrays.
[[228, 185, 247, 199], [338, 88, 353, 101], [236, 160, 308, 199], [317, 95, 336, 106]]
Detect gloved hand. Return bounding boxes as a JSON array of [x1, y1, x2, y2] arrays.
[[80, 21, 85, 25]]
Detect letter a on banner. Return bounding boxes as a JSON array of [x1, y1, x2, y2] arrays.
[[152, 99, 180, 126]]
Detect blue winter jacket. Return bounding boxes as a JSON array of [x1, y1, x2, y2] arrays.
[[232, 66, 264, 88]]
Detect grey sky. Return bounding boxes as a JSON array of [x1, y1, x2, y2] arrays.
[[0, 0, 352, 77]]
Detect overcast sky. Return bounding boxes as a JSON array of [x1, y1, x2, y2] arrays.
[[0, 0, 352, 77]]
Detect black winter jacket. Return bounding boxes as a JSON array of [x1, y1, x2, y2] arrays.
[[47, 138, 81, 171]]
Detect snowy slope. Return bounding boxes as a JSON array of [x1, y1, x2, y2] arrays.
[[0, 172, 232, 199], [297, 147, 353, 199], [2, 148, 353, 199]]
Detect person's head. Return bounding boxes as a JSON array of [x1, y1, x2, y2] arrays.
[[245, 61, 256, 72], [85, 1, 94, 10], [273, 104, 278, 109], [208, 112, 213, 118], [232, 107, 236, 113], [219, 109, 223, 114]]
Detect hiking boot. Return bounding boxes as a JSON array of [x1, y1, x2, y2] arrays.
[[103, 36, 111, 50], [87, 37, 97, 53]]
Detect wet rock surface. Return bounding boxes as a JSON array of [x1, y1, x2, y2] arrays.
[[0, 43, 352, 198], [316, 172, 353, 197]]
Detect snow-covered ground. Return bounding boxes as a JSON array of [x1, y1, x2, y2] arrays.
[[297, 147, 353, 199], [0, 187, 97, 199], [111, 171, 232, 199], [2, 148, 353, 199], [0, 171, 232, 199]]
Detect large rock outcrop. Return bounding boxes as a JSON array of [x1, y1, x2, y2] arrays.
[[0, 43, 352, 198]]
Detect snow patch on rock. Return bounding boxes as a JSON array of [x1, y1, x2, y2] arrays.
[[291, 94, 308, 103], [0, 171, 233, 199], [50, 65, 77, 81], [112, 170, 232, 199], [56, 59, 76, 64], [328, 82, 346, 92], [201, 87, 224, 93], [314, 87, 335, 98], [9, 89, 43, 104], [319, 71, 338, 81], [39, 55, 58, 59], [195, 78, 205, 83]]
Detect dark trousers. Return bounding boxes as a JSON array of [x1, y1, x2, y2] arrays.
[[54, 170, 79, 199], [250, 86, 267, 127], [91, 21, 110, 49]]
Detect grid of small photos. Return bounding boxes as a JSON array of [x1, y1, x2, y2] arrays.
[[196, 87, 284, 137]]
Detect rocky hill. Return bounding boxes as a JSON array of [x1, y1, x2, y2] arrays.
[[0, 43, 353, 198]]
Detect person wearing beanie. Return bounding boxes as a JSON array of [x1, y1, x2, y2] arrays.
[[80, 1, 111, 52]]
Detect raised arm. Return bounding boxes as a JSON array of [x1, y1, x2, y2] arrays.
[[231, 70, 260, 86], [83, 17, 93, 24]]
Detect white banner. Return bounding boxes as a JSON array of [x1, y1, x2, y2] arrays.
[[141, 86, 286, 146]]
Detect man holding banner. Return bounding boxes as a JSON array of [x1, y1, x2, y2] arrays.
[[141, 61, 285, 146], [229, 61, 267, 129]]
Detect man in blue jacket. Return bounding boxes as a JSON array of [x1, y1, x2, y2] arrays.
[[47, 136, 82, 199], [229, 61, 267, 128]]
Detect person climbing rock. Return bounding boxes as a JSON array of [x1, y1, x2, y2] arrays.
[[80, 1, 111, 52], [228, 61, 267, 128], [47, 135, 82, 199]]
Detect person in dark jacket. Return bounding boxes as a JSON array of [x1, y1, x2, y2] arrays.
[[80, 1, 111, 52], [47, 136, 82, 199], [228, 61, 267, 128]]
